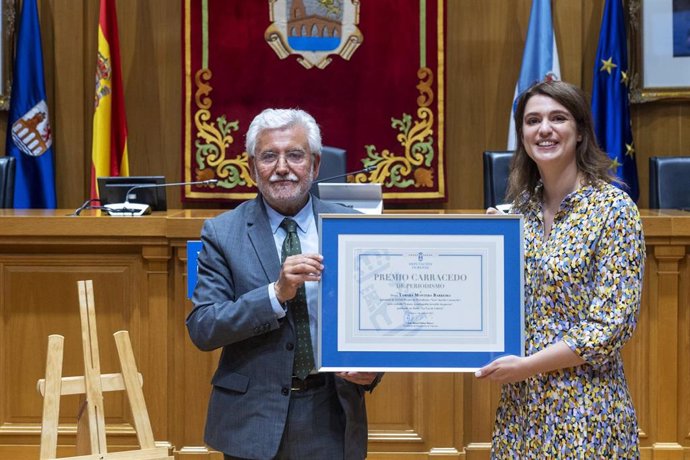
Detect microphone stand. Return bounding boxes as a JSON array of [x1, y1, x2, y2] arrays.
[[104, 179, 218, 216], [313, 165, 375, 184]]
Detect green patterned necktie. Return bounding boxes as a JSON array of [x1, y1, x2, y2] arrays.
[[280, 218, 315, 380]]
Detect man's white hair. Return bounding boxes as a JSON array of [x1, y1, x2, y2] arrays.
[[245, 108, 322, 157]]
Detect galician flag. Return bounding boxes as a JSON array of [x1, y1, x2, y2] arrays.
[[508, 0, 561, 150], [91, 0, 129, 200]]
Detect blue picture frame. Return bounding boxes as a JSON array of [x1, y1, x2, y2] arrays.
[[318, 214, 524, 372]]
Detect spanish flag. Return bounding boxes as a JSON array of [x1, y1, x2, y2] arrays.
[[90, 0, 129, 200]]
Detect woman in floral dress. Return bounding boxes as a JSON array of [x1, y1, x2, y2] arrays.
[[476, 80, 645, 459]]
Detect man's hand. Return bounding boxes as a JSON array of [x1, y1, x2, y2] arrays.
[[274, 253, 323, 303], [336, 371, 378, 386]]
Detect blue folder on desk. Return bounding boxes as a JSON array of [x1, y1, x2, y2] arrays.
[[187, 240, 202, 298]]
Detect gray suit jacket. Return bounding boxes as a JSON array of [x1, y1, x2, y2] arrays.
[[186, 195, 376, 459]]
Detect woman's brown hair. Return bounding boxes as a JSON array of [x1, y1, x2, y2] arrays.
[[505, 80, 616, 209]]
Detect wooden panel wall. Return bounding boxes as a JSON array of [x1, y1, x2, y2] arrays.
[[0, 211, 688, 459], [0, 215, 171, 458], [1, 0, 687, 211]]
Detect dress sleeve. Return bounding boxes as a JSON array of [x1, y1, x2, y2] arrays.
[[562, 196, 645, 367]]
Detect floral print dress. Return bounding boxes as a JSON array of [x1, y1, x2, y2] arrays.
[[491, 181, 645, 459]]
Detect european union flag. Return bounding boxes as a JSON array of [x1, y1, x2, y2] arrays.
[[6, 0, 56, 208], [591, 0, 639, 201]]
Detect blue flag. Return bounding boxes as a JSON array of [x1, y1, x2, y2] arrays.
[[6, 0, 56, 208], [591, 0, 639, 201], [508, 0, 560, 149]]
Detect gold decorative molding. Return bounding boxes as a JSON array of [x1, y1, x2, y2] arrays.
[[353, 67, 436, 192]]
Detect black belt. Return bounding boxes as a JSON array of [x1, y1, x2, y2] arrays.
[[291, 373, 326, 392]]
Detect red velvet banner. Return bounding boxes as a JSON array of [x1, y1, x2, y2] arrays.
[[182, 0, 446, 203]]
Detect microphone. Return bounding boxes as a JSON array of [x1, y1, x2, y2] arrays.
[[313, 165, 375, 184], [104, 179, 219, 217]]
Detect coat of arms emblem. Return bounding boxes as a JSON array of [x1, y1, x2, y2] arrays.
[[265, 0, 363, 69], [11, 100, 52, 157]]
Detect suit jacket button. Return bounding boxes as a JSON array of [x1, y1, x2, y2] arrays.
[[286, 342, 294, 351], [281, 387, 290, 396]]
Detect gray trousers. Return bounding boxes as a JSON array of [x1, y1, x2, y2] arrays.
[[224, 375, 345, 460]]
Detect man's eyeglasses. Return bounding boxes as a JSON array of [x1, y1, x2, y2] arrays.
[[256, 150, 308, 166]]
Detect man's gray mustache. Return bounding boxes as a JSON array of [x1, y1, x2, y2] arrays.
[[269, 175, 299, 182]]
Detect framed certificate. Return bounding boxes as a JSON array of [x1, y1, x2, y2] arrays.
[[317, 214, 524, 372]]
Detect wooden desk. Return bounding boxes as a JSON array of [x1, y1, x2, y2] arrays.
[[0, 209, 688, 459]]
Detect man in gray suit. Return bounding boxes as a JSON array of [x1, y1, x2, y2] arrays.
[[187, 108, 380, 460]]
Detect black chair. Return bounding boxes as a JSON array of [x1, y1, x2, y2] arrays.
[[482, 151, 513, 208], [311, 146, 347, 196], [649, 156, 690, 209], [0, 156, 16, 208]]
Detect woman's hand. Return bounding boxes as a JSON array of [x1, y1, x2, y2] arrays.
[[475, 342, 585, 384], [475, 355, 534, 384], [487, 204, 511, 214]]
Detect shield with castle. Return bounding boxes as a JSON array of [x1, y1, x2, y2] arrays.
[[265, 0, 363, 69]]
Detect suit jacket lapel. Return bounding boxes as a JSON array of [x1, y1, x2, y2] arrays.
[[311, 195, 329, 232], [246, 195, 331, 283], [246, 197, 282, 282]]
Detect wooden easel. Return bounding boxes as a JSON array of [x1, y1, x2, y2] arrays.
[[36, 280, 172, 460]]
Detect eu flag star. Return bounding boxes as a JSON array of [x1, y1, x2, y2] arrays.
[[625, 142, 635, 157], [610, 157, 622, 171], [621, 70, 629, 85], [600, 57, 617, 75]]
